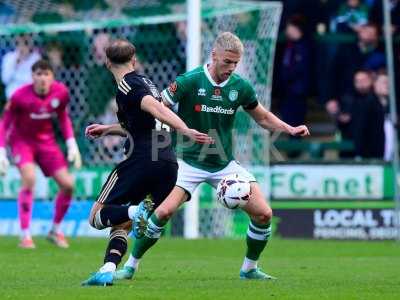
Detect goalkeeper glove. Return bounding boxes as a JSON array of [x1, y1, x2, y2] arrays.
[[66, 138, 82, 169]]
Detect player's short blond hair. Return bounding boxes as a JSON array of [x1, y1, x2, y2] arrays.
[[213, 32, 244, 55]]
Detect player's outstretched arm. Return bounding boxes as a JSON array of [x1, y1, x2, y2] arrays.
[[141, 95, 214, 144], [85, 123, 127, 139], [246, 103, 310, 137]]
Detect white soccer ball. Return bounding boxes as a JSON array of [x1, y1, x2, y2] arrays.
[[216, 174, 251, 209]]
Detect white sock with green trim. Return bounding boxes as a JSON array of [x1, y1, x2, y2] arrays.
[[241, 257, 257, 272], [124, 254, 140, 270]]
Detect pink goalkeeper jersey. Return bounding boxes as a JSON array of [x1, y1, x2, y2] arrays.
[[0, 81, 74, 147]]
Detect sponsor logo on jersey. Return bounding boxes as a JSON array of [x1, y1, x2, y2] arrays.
[[30, 112, 52, 119], [150, 87, 160, 98], [194, 104, 234, 115], [142, 78, 154, 86], [211, 88, 222, 101], [168, 81, 178, 96], [197, 88, 206, 96], [228, 90, 238, 102], [143, 78, 161, 98], [51, 98, 60, 109]]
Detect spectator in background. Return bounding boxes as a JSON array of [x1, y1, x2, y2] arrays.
[[83, 32, 115, 118], [44, 42, 64, 71], [336, 70, 384, 159], [330, 0, 370, 34], [1, 34, 41, 100], [276, 15, 311, 127], [0, 2, 15, 24], [370, 0, 400, 35], [94, 99, 125, 164], [374, 72, 395, 161], [277, 0, 328, 35], [326, 23, 385, 115]]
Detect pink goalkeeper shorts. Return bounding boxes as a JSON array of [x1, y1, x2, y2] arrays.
[[10, 139, 68, 177]]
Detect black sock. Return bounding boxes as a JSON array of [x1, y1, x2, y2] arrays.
[[99, 205, 130, 227], [104, 228, 128, 266]]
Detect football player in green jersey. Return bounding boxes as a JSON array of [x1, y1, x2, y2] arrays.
[[115, 32, 310, 280]]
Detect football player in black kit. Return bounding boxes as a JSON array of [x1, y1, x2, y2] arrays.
[[82, 39, 213, 286]]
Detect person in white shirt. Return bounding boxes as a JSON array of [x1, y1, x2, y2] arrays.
[[1, 34, 41, 100]]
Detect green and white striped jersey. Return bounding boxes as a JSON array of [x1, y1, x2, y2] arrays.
[[162, 64, 258, 172]]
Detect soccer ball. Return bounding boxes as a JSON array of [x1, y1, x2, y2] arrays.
[[216, 174, 251, 209]]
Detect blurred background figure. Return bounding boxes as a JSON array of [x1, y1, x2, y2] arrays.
[[330, 0, 369, 34], [276, 14, 311, 128], [1, 34, 41, 100], [44, 42, 64, 72], [95, 99, 125, 164], [325, 23, 385, 116], [0, 2, 15, 24], [370, 0, 400, 35], [374, 72, 395, 161], [85, 32, 114, 119], [336, 70, 384, 159]]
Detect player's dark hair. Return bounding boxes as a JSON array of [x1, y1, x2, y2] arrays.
[[31, 59, 53, 72], [105, 39, 136, 64]]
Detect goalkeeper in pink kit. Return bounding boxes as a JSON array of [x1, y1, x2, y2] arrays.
[[0, 60, 82, 249]]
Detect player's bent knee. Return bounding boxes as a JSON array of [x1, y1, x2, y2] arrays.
[[89, 202, 106, 230], [22, 176, 35, 190], [113, 220, 132, 233], [60, 178, 74, 195], [266, 207, 273, 219], [257, 207, 273, 225], [91, 210, 107, 230], [62, 182, 74, 195]]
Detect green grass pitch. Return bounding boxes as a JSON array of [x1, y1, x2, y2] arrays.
[[0, 237, 399, 300]]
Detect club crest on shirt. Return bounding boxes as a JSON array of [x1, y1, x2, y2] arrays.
[[228, 90, 238, 102], [51, 98, 60, 109]]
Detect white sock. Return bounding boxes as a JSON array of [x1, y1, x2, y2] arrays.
[[124, 254, 140, 270], [128, 206, 138, 220], [22, 229, 31, 239], [51, 223, 61, 233], [99, 262, 116, 273], [241, 257, 257, 272]]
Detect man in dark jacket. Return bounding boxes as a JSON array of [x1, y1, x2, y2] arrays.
[[337, 70, 384, 159], [276, 15, 311, 127]]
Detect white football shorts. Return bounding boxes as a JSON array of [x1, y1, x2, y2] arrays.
[[176, 159, 256, 197]]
